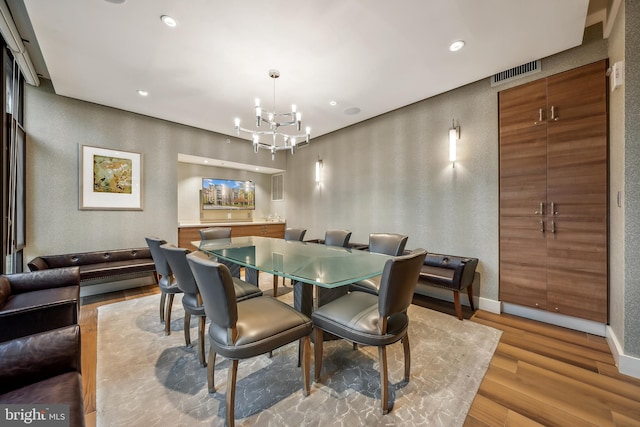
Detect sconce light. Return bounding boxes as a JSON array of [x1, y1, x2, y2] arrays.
[[449, 120, 459, 167], [315, 159, 323, 183]]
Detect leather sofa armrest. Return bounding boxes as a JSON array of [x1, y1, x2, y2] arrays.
[[6, 266, 81, 294], [27, 256, 49, 271], [0, 325, 81, 395], [421, 253, 478, 290]]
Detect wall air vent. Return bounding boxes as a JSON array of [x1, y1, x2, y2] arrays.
[[271, 173, 284, 201], [491, 60, 541, 86]]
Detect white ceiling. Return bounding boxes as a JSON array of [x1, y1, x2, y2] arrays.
[[11, 0, 603, 167]]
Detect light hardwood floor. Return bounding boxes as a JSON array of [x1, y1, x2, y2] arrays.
[[79, 284, 640, 426]]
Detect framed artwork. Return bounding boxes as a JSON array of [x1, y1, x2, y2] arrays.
[[80, 145, 143, 210]]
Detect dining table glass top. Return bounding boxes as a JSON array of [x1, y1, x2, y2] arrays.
[[196, 236, 391, 288]]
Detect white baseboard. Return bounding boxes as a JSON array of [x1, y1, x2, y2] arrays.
[[606, 325, 640, 379], [502, 302, 607, 336]]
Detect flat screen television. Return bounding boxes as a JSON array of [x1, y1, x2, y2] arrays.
[[201, 178, 255, 210]]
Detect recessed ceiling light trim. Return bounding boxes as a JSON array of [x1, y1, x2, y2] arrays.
[[137, 90, 149, 96], [449, 40, 465, 52], [160, 15, 177, 27]]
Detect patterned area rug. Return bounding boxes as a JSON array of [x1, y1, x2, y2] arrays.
[[96, 283, 501, 426]]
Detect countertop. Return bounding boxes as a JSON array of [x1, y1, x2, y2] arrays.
[[178, 220, 286, 228]]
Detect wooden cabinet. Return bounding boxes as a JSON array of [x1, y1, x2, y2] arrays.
[[178, 223, 285, 248], [499, 60, 608, 323]]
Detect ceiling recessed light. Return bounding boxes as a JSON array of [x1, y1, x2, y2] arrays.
[[344, 107, 361, 115], [160, 15, 177, 27], [137, 90, 148, 97], [449, 40, 465, 52], [329, 100, 337, 106]]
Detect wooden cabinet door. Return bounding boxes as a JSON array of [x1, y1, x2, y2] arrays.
[[545, 60, 608, 322], [499, 80, 548, 307], [499, 216, 548, 309]]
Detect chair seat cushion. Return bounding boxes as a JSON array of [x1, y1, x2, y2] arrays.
[[232, 278, 263, 301], [181, 293, 205, 316], [1, 287, 77, 315], [0, 372, 85, 427], [311, 291, 408, 347], [209, 297, 311, 359], [158, 276, 182, 294]]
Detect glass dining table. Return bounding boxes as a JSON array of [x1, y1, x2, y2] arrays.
[[195, 235, 391, 308]]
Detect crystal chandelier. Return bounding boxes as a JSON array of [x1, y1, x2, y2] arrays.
[[234, 69, 310, 160]]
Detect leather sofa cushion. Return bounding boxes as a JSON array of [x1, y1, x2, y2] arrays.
[[0, 287, 78, 342], [0, 372, 85, 427], [419, 265, 455, 287]]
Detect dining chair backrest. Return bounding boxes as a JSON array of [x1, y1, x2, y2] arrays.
[[187, 253, 237, 331], [378, 249, 428, 319], [160, 244, 199, 295], [145, 236, 171, 278], [324, 229, 352, 247], [284, 228, 307, 242], [368, 233, 408, 256], [200, 227, 232, 240]]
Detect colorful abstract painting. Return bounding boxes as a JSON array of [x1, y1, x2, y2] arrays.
[[93, 155, 133, 194]]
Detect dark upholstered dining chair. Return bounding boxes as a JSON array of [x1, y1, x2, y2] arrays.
[[311, 248, 427, 415], [199, 227, 241, 279], [145, 237, 182, 335], [348, 233, 409, 295], [186, 253, 312, 427], [323, 229, 352, 247], [162, 244, 264, 367], [273, 227, 307, 296]]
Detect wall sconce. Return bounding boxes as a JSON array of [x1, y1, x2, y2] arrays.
[[449, 120, 459, 168], [315, 159, 323, 183]]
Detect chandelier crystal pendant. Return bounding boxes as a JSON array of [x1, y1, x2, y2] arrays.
[[234, 69, 311, 160]]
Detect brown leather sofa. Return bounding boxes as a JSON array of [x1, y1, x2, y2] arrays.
[[0, 325, 85, 427], [415, 253, 479, 320], [27, 247, 156, 286], [0, 267, 80, 342]]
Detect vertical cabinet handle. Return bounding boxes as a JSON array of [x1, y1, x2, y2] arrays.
[[550, 105, 559, 121], [535, 201, 545, 215], [551, 220, 556, 234], [550, 201, 558, 216], [534, 108, 544, 125], [540, 220, 545, 233]]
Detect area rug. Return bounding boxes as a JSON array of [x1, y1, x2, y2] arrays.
[[96, 285, 501, 426]]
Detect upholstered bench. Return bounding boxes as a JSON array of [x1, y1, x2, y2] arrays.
[[415, 253, 479, 320], [27, 248, 156, 287]]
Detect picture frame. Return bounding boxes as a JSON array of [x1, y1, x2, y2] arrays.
[[80, 145, 143, 210]]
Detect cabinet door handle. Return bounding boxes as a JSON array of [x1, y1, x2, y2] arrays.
[[534, 201, 545, 215], [551, 105, 559, 121], [551, 220, 556, 233], [540, 220, 545, 233], [534, 108, 544, 125], [550, 201, 558, 216]]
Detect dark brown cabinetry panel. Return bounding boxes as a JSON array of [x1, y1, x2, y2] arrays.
[[499, 60, 608, 323]]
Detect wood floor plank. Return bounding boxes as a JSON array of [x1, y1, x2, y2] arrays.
[[515, 361, 640, 422], [497, 342, 640, 402], [465, 394, 508, 426], [478, 370, 601, 427]]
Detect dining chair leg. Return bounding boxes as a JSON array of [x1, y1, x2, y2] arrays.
[[402, 334, 411, 382], [301, 336, 311, 396], [378, 345, 389, 415], [226, 359, 239, 427], [313, 328, 324, 382], [159, 293, 167, 323], [207, 347, 217, 393], [183, 312, 191, 346], [165, 294, 175, 336], [198, 316, 206, 367]]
